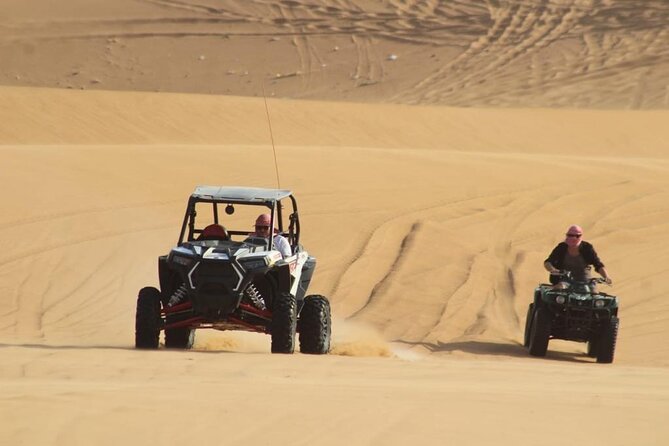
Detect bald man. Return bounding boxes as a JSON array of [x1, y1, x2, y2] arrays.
[[544, 225, 612, 284]]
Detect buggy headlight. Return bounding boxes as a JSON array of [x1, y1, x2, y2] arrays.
[[240, 258, 267, 270], [172, 254, 194, 267], [594, 299, 605, 308], [555, 295, 566, 304]]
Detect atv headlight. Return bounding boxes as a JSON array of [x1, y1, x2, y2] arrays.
[[555, 295, 566, 304], [594, 299, 605, 308]]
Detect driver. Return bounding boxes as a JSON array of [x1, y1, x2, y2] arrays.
[[250, 213, 292, 258], [544, 225, 612, 285]]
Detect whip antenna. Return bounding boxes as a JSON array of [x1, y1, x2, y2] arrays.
[[262, 82, 281, 189]]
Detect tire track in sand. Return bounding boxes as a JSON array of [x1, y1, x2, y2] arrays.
[[424, 0, 597, 105], [392, 0, 519, 103], [347, 222, 421, 318]]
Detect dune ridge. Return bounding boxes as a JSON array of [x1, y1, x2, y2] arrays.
[[1, 87, 668, 157]]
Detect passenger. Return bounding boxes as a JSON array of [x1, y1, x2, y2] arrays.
[[251, 213, 292, 258], [198, 223, 229, 241], [544, 224, 612, 285]]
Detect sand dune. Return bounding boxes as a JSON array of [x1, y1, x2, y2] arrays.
[[2, 1, 669, 444], [1, 0, 668, 107], [1, 86, 668, 444]]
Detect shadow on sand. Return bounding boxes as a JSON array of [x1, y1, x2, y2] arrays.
[[392, 339, 592, 363], [0, 342, 135, 351], [0, 342, 264, 355]]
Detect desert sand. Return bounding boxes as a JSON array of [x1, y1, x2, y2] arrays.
[[1, 1, 669, 445]]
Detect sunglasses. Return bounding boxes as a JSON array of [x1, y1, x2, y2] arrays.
[[566, 233, 582, 238], [256, 225, 270, 230]]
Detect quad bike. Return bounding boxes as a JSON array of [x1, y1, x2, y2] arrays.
[[524, 271, 619, 363], [135, 186, 331, 354]]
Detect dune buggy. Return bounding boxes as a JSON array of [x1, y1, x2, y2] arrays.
[[524, 272, 619, 363], [135, 186, 331, 354]]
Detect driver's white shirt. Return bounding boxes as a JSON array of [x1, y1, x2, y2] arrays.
[[272, 234, 292, 258]]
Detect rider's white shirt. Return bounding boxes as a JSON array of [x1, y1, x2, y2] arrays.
[[272, 234, 292, 258]]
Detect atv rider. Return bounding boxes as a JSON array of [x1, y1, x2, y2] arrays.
[[544, 224, 612, 285], [250, 213, 292, 258]]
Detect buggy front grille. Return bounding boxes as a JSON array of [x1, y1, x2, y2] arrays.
[[191, 260, 243, 292]]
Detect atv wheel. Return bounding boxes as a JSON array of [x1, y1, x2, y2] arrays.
[[528, 307, 551, 357], [298, 295, 331, 354], [271, 292, 297, 354], [135, 287, 161, 349], [596, 316, 619, 364], [523, 303, 534, 348], [165, 326, 195, 349], [586, 337, 599, 358]]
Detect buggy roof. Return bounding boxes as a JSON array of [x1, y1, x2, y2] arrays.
[[191, 186, 293, 203]]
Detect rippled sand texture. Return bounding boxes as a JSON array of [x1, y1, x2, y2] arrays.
[[1, 0, 668, 107], [1, 1, 669, 445], [1, 87, 668, 445]]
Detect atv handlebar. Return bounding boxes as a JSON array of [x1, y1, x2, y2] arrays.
[[550, 271, 611, 286]]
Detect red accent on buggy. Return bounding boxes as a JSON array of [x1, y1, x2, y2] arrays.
[[161, 299, 273, 334]]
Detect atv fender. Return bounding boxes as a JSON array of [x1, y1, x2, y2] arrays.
[[533, 287, 542, 306]]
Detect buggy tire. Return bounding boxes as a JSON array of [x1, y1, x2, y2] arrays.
[[135, 287, 161, 349], [271, 292, 297, 354], [596, 316, 619, 364], [528, 307, 551, 357], [298, 295, 331, 354], [523, 303, 534, 348], [165, 326, 195, 349]]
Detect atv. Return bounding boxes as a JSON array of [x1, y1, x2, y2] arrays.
[[524, 271, 619, 363], [135, 186, 331, 354]]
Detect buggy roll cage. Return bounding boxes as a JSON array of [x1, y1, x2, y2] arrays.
[[177, 188, 301, 253]]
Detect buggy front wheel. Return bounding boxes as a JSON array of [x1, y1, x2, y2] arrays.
[[135, 287, 161, 349], [271, 292, 297, 354], [298, 295, 331, 354]]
